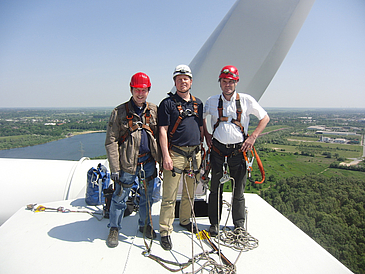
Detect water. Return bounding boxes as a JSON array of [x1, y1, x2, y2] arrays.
[[0, 133, 107, 161]]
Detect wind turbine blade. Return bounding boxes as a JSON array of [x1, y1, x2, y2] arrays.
[[189, 0, 316, 102]]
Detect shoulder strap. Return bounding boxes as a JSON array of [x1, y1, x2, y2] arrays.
[[231, 93, 244, 134], [212, 93, 245, 137], [191, 95, 198, 116]]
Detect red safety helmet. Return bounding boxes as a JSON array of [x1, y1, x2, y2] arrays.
[[218, 65, 239, 82], [130, 72, 151, 88]]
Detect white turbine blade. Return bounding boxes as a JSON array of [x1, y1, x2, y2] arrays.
[[189, 0, 316, 102]]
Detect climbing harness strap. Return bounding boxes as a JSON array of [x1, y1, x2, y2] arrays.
[[170, 145, 200, 178], [120, 101, 154, 144], [200, 146, 211, 186]]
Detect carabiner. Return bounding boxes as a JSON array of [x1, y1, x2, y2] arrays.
[[243, 151, 254, 177], [220, 156, 230, 184], [187, 160, 194, 178], [139, 164, 146, 180]]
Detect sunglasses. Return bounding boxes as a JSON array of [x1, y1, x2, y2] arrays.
[[221, 69, 238, 78]]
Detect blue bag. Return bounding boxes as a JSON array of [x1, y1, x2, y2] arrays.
[[85, 163, 111, 206]]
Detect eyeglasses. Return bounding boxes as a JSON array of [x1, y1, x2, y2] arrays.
[[221, 69, 238, 78]]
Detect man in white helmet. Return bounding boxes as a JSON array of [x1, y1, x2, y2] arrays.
[[158, 64, 204, 251]]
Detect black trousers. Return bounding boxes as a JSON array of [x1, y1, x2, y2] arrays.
[[208, 140, 247, 228]]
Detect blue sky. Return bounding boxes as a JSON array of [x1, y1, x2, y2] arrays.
[[1, 0, 364, 109]]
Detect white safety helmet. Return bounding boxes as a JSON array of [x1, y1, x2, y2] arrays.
[[173, 64, 192, 80]]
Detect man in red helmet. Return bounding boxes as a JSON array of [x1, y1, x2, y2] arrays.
[[105, 72, 160, 247], [203, 65, 270, 237]]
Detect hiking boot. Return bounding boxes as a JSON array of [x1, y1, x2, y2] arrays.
[[160, 235, 172, 251], [179, 222, 198, 234], [107, 227, 119, 248], [139, 225, 157, 239], [209, 224, 218, 237]]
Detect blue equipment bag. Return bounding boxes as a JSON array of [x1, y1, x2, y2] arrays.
[[85, 163, 111, 206]]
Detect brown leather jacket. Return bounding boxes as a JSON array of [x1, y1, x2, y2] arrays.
[[105, 99, 160, 174]]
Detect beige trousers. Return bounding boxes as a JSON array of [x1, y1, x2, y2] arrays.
[[159, 146, 201, 237]]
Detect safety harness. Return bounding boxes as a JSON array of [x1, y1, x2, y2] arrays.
[[211, 93, 265, 184], [167, 92, 201, 178], [170, 145, 200, 178], [168, 92, 199, 144], [213, 93, 244, 136], [211, 93, 246, 162], [119, 101, 154, 144]]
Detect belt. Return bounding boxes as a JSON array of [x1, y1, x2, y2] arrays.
[[212, 145, 242, 158], [138, 152, 150, 158], [213, 139, 243, 149]]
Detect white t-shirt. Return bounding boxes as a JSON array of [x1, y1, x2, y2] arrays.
[[203, 91, 267, 144]]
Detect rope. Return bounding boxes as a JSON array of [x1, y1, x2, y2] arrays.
[[183, 163, 237, 274], [26, 204, 104, 221], [217, 226, 259, 252], [122, 222, 139, 274], [215, 202, 259, 254], [145, 151, 259, 273], [139, 162, 154, 254], [211, 163, 259, 271]]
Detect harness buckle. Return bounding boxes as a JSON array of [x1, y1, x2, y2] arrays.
[[181, 108, 193, 118], [185, 108, 193, 116], [135, 121, 143, 130]]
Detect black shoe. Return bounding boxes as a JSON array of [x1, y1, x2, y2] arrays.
[[139, 225, 157, 239], [107, 227, 119, 248], [209, 224, 218, 237], [179, 222, 198, 234], [160, 235, 172, 251], [234, 224, 245, 233]]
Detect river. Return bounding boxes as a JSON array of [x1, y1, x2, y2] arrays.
[[0, 133, 107, 161]]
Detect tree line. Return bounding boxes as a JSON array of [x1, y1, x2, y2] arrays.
[[261, 174, 365, 273]]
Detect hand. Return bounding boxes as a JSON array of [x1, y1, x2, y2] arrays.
[[241, 135, 256, 152], [205, 133, 213, 148], [162, 154, 174, 171], [111, 172, 120, 182]]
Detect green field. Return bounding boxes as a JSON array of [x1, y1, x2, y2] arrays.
[[219, 135, 365, 194]]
